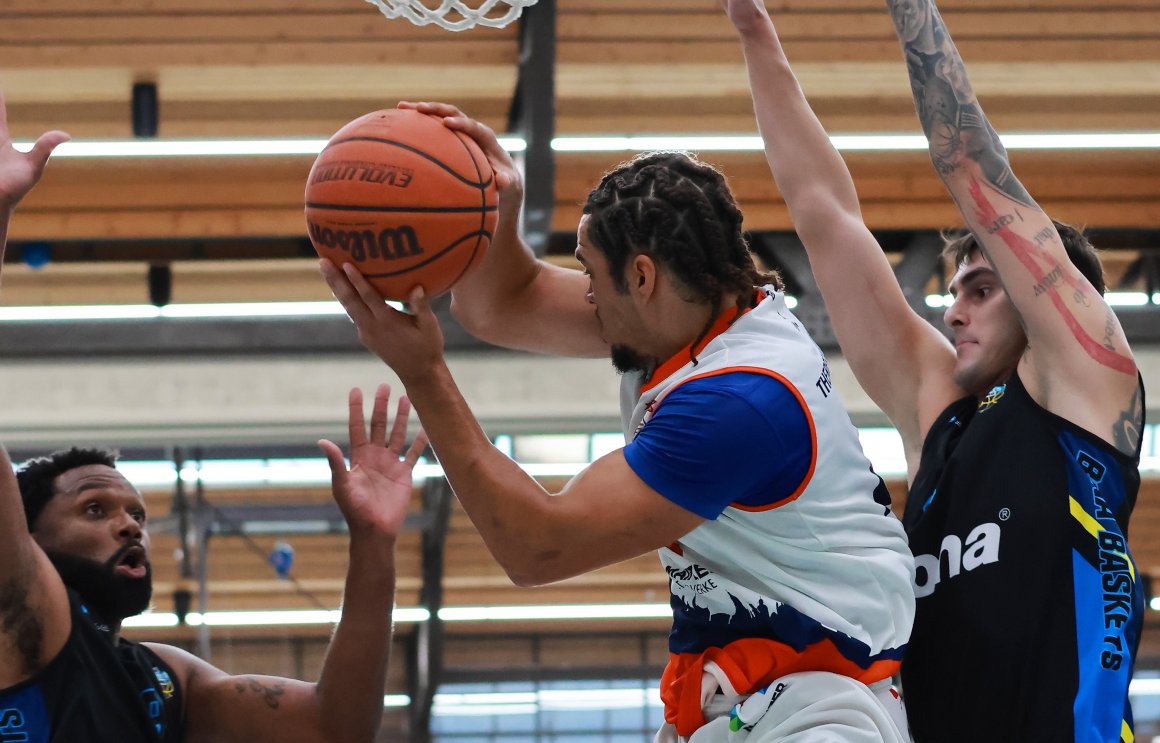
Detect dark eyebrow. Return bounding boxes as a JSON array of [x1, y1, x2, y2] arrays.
[[949, 267, 995, 297], [573, 248, 588, 267]]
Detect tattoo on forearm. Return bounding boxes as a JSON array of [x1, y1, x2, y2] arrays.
[[966, 179, 1135, 375], [1112, 384, 1143, 455], [234, 678, 286, 709], [886, 0, 1034, 207]]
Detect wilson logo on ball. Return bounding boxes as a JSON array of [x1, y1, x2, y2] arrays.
[[308, 222, 423, 261], [305, 107, 498, 301]]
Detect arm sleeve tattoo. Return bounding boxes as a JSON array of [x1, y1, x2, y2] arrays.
[[886, 0, 1035, 207]]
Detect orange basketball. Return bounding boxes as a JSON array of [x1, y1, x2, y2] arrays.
[[305, 108, 498, 300]]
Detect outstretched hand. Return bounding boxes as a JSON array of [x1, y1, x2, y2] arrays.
[[720, 0, 775, 36], [319, 385, 429, 540], [0, 93, 69, 212], [397, 101, 523, 226], [320, 260, 446, 383]]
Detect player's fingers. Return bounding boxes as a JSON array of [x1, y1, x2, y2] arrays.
[[443, 116, 511, 165], [403, 429, 429, 468], [347, 387, 367, 449], [387, 395, 411, 452], [0, 92, 9, 142], [342, 262, 394, 319], [318, 439, 350, 499], [369, 383, 391, 448], [413, 101, 467, 119], [320, 259, 377, 326], [0, 445, 16, 493], [28, 131, 70, 171], [407, 286, 437, 327]]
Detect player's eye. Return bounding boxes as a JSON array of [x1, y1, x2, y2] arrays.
[[131, 510, 147, 524], [85, 502, 104, 517]]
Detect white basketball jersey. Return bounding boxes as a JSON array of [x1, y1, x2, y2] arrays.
[[620, 288, 915, 735]]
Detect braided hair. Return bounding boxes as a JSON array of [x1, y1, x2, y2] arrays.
[[582, 152, 780, 360]]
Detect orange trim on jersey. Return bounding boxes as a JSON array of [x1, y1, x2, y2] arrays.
[[640, 290, 765, 395], [661, 638, 901, 737], [648, 364, 819, 512]]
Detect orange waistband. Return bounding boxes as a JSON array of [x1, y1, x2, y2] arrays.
[[660, 638, 902, 737]]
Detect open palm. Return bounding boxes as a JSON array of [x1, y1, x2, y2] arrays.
[[0, 93, 69, 210], [320, 385, 428, 540]]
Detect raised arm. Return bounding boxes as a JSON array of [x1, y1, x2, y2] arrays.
[[724, 0, 960, 461], [0, 92, 69, 289], [0, 94, 72, 691], [399, 102, 606, 358], [153, 386, 426, 743], [885, 0, 1140, 449]]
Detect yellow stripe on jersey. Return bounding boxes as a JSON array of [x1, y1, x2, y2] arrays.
[[1069, 496, 1135, 580], [1070, 495, 1102, 539], [1122, 718, 1134, 743]]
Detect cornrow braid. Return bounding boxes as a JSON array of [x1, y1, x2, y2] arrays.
[[582, 152, 781, 362]]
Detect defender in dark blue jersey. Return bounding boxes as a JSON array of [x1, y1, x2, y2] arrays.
[[0, 99, 425, 741], [728, 0, 1144, 738]]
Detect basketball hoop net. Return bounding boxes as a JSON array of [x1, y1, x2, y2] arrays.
[[364, 0, 540, 31]]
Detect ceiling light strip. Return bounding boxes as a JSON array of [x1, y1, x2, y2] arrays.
[[122, 602, 671, 629], [13, 132, 1160, 158]]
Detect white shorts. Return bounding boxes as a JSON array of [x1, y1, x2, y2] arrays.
[[655, 672, 910, 743]]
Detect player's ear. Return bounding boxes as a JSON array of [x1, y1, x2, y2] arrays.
[[630, 253, 657, 300]]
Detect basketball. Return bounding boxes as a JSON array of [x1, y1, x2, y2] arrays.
[[305, 108, 498, 300]]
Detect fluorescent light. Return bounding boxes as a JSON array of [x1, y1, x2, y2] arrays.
[[15, 132, 1160, 158], [122, 604, 668, 629], [122, 606, 430, 628], [0, 304, 163, 321], [14, 137, 525, 157], [1105, 292, 1150, 307], [784, 295, 798, 309], [438, 603, 671, 621], [382, 687, 664, 712], [1130, 677, 1160, 696], [433, 703, 539, 717], [999, 133, 1160, 150]]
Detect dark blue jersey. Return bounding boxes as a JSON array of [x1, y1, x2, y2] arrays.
[[903, 373, 1143, 743], [0, 590, 184, 743]]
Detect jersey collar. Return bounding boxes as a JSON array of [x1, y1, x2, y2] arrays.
[[640, 289, 764, 394]]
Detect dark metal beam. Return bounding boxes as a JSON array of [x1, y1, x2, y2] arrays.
[[507, 0, 556, 255], [408, 477, 453, 743]]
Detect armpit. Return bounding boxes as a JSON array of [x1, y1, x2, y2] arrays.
[[0, 574, 44, 678]]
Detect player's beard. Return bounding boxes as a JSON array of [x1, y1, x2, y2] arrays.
[[610, 344, 654, 376], [47, 546, 153, 623]]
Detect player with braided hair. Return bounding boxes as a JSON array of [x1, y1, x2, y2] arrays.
[[321, 92, 914, 738], [582, 151, 781, 371]]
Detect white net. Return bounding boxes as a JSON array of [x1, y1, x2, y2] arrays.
[[364, 0, 540, 31]]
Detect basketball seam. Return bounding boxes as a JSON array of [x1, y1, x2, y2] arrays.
[[305, 203, 498, 214], [360, 230, 493, 279], [326, 135, 495, 189], [449, 128, 492, 290]]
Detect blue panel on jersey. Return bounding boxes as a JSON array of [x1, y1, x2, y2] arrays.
[[667, 590, 904, 668], [1059, 430, 1127, 516], [1071, 551, 1132, 742], [623, 372, 813, 519], [0, 684, 52, 743]]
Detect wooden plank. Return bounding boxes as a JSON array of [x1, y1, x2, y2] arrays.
[[5, 0, 1160, 13], [559, 38, 1160, 65], [0, 40, 518, 67]]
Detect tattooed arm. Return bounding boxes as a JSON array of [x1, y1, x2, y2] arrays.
[[886, 0, 1141, 453]]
